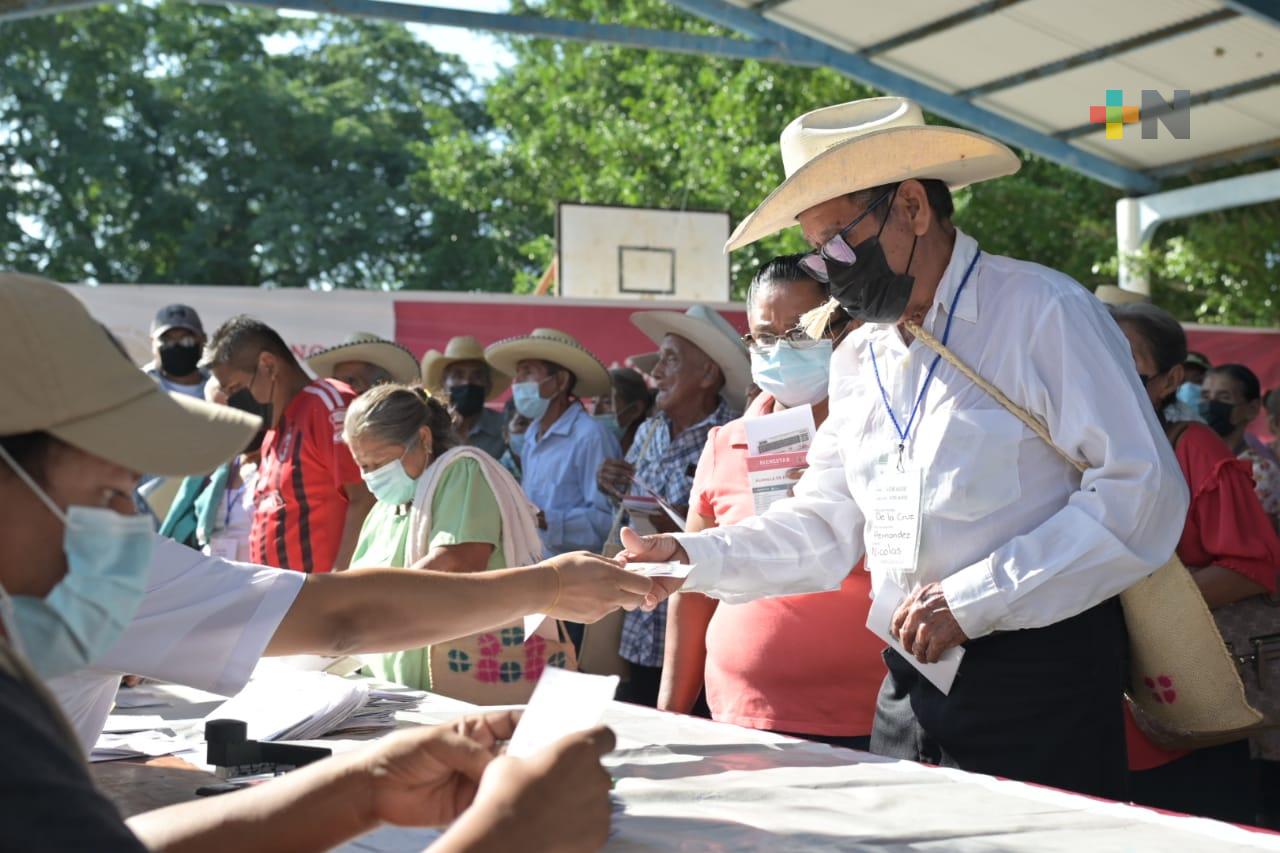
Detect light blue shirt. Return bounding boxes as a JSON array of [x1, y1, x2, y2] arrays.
[[523, 403, 621, 557]]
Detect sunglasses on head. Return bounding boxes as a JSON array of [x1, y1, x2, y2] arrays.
[[798, 188, 895, 284]]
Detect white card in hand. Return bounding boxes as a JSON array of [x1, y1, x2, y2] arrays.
[[625, 561, 694, 579], [507, 668, 619, 758], [865, 574, 964, 695]]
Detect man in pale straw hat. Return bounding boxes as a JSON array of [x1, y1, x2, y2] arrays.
[[307, 331, 420, 396], [609, 97, 1187, 797], [594, 305, 747, 706], [485, 329, 621, 562], [421, 335, 512, 461]]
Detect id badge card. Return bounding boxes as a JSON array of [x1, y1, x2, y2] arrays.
[[207, 537, 239, 562], [867, 462, 924, 577]]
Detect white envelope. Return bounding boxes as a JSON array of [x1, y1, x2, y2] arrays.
[[866, 574, 964, 695]]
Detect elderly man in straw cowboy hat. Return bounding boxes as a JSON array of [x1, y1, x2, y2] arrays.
[[422, 336, 512, 461], [611, 97, 1187, 797], [308, 331, 420, 396], [594, 305, 747, 706], [485, 329, 621, 560]]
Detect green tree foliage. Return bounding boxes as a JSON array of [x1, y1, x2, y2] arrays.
[[0, 2, 500, 289]]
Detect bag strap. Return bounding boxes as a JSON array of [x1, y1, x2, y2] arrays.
[[904, 321, 1088, 475]]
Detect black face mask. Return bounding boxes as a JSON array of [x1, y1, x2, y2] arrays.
[[448, 384, 487, 417], [159, 342, 201, 377], [1198, 399, 1236, 438], [826, 234, 919, 324], [228, 387, 273, 432]]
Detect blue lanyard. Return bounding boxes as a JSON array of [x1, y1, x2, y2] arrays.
[[869, 249, 981, 463]]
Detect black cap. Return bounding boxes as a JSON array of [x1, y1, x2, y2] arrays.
[[151, 304, 204, 339]]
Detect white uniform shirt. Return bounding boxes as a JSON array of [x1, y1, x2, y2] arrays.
[[47, 535, 305, 751], [675, 230, 1188, 641]]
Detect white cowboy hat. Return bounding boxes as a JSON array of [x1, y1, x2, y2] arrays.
[[1094, 285, 1151, 307], [628, 351, 659, 376], [0, 273, 259, 476], [307, 332, 420, 386], [726, 97, 1020, 252], [484, 328, 612, 398], [630, 305, 751, 412], [420, 335, 511, 401]]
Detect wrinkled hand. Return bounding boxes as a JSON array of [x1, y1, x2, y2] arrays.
[[890, 582, 968, 664], [596, 458, 635, 500], [618, 527, 687, 612], [358, 710, 521, 828], [463, 727, 616, 853], [541, 550, 653, 620]]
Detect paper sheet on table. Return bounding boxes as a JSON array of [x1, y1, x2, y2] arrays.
[[102, 714, 169, 733], [626, 561, 695, 579], [507, 668, 619, 759], [866, 574, 964, 695], [91, 729, 194, 762], [112, 686, 169, 709]]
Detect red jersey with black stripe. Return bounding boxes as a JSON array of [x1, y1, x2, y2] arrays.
[[250, 378, 362, 573]]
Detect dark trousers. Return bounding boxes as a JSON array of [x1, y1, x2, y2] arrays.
[[871, 598, 1129, 801], [1131, 740, 1256, 824]]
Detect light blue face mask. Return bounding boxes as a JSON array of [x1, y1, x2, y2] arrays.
[[512, 378, 552, 420], [362, 444, 421, 506], [0, 445, 155, 680], [749, 340, 833, 408], [1176, 381, 1202, 408], [507, 431, 527, 457], [593, 413, 624, 440]]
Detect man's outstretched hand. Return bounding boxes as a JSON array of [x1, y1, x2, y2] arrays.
[[618, 527, 688, 611]]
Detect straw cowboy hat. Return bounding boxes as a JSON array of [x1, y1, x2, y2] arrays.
[[484, 328, 612, 398], [1095, 285, 1151, 307], [628, 351, 659, 376], [307, 332, 419, 386], [0, 273, 259, 476], [726, 97, 1020, 252], [421, 335, 511, 401], [630, 305, 751, 412]]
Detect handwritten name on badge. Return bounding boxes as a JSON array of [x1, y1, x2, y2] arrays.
[[868, 465, 923, 575]]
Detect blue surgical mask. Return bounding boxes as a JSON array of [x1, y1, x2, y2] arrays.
[[508, 431, 526, 457], [1176, 382, 1202, 409], [362, 444, 420, 506], [0, 445, 155, 679], [512, 379, 551, 420], [750, 340, 833, 408], [593, 413, 624, 440]]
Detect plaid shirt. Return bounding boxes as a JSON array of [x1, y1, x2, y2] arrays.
[[619, 399, 737, 667]]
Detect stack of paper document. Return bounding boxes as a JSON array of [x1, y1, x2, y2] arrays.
[[328, 688, 428, 737], [205, 670, 373, 742]]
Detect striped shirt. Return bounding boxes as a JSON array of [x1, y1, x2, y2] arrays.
[[250, 379, 362, 573]]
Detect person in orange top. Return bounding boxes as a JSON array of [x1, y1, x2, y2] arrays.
[[659, 256, 885, 748], [1110, 303, 1280, 824]]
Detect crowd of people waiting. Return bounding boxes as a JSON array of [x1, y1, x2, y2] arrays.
[[2, 94, 1280, 850]]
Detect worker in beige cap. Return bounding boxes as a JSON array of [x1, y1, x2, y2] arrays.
[[0, 273, 646, 851], [307, 331, 420, 396], [421, 335, 511, 460], [601, 97, 1187, 799]]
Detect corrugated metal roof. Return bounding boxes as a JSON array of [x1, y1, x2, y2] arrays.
[[729, 0, 1280, 179]]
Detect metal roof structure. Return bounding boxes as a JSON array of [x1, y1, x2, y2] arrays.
[[4, 0, 1279, 293]]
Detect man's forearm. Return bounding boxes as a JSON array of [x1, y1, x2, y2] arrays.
[[266, 565, 557, 657]]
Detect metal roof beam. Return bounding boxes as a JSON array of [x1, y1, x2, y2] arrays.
[[1056, 70, 1280, 139], [194, 0, 804, 66], [664, 0, 1160, 193], [861, 0, 1031, 57], [1145, 137, 1280, 179], [0, 0, 100, 22], [1220, 0, 1280, 26], [955, 8, 1238, 99]]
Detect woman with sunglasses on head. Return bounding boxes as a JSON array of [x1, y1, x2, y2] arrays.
[[1110, 302, 1280, 824], [0, 274, 616, 853], [658, 256, 885, 749]]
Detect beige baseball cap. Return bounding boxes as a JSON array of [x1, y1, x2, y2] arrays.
[[0, 273, 261, 476]]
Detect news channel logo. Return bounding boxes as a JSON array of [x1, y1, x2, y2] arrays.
[[1088, 89, 1191, 140]]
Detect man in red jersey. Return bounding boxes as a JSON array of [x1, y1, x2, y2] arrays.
[[206, 316, 375, 573]]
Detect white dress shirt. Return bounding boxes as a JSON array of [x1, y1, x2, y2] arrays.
[[675, 229, 1188, 641], [47, 535, 305, 751]]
